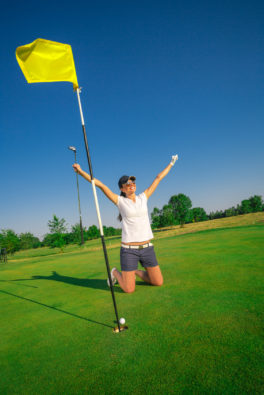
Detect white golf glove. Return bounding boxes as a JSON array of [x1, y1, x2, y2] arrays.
[[170, 154, 178, 166]]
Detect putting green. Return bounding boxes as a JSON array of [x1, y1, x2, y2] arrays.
[[0, 223, 263, 394]]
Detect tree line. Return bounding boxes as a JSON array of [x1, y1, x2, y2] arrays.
[[1, 194, 263, 255], [151, 194, 264, 228], [0, 215, 121, 254]]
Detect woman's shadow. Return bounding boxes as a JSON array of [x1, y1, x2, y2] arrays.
[[29, 271, 123, 293]]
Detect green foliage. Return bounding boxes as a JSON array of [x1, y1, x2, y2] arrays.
[[160, 204, 177, 227], [19, 232, 41, 250], [42, 233, 55, 247], [239, 199, 253, 214], [210, 196, 263, 219], [248, 195, 263, 212], [44, 215, 68, 251], [0, 229, 20, 254], [69, 223, 85, 244], [191, 207, 208, 222], [208, 195, 264, 220], [224, 207, 238, 217], [152, 194, 264, 228], [48, 215, 67, 234], [42, 233, 66, 251], [151, 207, 162, 229], [52, 233, 66, 251], [169, 194, 192, 227], [151, 193, 193, 228], [85, 225, 100, 240], [209, 196, 264, 218], [103, 226, 121, 237]]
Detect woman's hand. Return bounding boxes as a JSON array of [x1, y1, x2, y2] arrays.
[[71, 164, 117, 204], [73, 163, 82, 174]]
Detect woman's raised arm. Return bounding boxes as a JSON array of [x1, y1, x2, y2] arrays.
[[144, 155, 178, 199], [73, 164, 118, 205]]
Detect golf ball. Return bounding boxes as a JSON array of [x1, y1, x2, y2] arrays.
[[119, 318, 125, 325]]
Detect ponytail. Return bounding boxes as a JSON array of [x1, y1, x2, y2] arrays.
[[117, 192, 126, 221]]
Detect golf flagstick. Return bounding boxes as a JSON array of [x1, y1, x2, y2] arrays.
[[16, 39, 123, 332], [76, 88, 121, 332]]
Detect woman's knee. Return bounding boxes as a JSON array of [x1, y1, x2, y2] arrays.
[[153, 280, 163, 286], [146, 266, 163, 287], [151, 276, 163, 286]]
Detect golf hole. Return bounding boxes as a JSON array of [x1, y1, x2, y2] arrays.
[[113, 325, 128, 333]]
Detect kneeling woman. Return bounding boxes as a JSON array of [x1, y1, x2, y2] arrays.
[[73, 155, 178, 293]]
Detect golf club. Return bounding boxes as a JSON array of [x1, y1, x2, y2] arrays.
[[68, 146, 84, 245]]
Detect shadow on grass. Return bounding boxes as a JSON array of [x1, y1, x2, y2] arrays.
[[0, 279, 38, 288], [0, 289, 114, 329], [11, 271, 124, 293]]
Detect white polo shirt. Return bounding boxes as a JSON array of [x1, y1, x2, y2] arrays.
[[117, 192, 154, 243]]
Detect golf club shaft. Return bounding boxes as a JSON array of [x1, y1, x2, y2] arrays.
[[76, 89, 121, 331], [74, 153, 84, 245]]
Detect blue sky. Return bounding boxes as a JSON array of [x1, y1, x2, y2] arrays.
[[1, 0, 263, 239]]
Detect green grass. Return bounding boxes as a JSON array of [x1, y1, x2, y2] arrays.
[[0, 221, 263, 394]]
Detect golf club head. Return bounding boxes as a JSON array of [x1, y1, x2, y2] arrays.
[[68, 146, 76, 152]]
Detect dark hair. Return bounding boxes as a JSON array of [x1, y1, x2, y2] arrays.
[[117, 191, 126, 221]]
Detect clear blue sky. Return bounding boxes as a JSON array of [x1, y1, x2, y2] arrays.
[[1, 0, 263, 239]]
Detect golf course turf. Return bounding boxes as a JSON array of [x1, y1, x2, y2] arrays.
[[0, 216, 263, 394]]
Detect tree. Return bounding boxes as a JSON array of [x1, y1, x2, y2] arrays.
[[160, 204, 176, 227], [0, 229, 20, 254], [225, 207, 238, 217], [249, 195, 263, 212], [86, 225, 100, 240], [191, 207, 208, 222], [169, 194, 192, 227], [208, 210, 225, 220], [46, 215, 68, 251], [151, 207, 162, 229], [19, 232, 41, 250], [42, 233, 56, 247], [42, 232, 66, 251], [52, 233, 66, 251], [103, 226, 120, 237], [70, 223, 85, 244], [239, 200, 252, 214], [48, 215, 67, 234]]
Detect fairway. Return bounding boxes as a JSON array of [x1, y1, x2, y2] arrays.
[[0, 224, 263, 394]]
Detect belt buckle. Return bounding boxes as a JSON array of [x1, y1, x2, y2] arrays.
[[138, 245, 144, 250]]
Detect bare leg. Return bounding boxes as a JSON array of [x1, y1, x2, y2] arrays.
[[137, 266, 163, 286], [112, 269, 136, 293], [135, 270, 151, 284], [146, 266, 163, 286]]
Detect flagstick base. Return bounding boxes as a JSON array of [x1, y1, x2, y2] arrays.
[[113, 326, 129, 334]]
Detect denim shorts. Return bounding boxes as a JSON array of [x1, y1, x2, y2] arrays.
[[120, 245, 159, 272]]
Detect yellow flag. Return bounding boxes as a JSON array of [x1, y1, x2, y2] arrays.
[[16, 38, 79, 90]]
